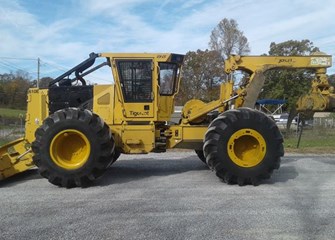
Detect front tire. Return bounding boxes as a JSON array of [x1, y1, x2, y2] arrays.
[[32, 108, 115, 188], [203, 108, 283, 186], [111, 148, 121, 163]]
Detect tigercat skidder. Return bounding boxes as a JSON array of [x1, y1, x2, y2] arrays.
[[0, 52, 333, 187]]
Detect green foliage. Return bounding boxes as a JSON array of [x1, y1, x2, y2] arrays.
[[176, 49, 225, 105], [0, 139, 7, 146], [268, 39, 319, 56], [261, 69, 313, 108], [328, 74, 335, 86], [0, 71, 34, 109]]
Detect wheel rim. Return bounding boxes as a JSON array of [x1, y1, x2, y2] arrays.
[[227, 128, 266, 168], [50, 129, 91, 170]]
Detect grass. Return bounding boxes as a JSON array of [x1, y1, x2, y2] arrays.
[[0, 108, 26, 118], [0, 108, 25, 147], [284, 127, 335, 154], [0, 139, 8, 146]]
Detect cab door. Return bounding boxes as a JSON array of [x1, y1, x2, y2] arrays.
[[157, 62, 180, 121], [115, 59, 155, 119]]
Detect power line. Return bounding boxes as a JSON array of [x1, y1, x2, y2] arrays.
[[41, 59, 112, 83], [0, 62, 15, 72], [0, 57, 40, 80], [40, 60, 69, 72], [0, 60, 37, 76], [0, 57, 112, 83], [0, 56, 37, 61], [0, 60, 25, 71]]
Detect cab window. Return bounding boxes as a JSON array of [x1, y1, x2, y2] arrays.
[[159, 63, 178, 96], [117, 60, 152, 102]]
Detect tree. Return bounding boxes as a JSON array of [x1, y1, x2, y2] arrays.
[[328, 74, 335, 86], [267, 40, 319, 56], [209, 18, 250, 60], [0, 71, 32, 109], [38, 77, 54, 88], [259, 40, 320, 132], [176, 19, 250, 105], [176, 49, 225, 105], [0, 71, 55, 109]]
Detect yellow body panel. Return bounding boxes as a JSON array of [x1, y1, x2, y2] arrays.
[[0, 138, 34, 180], [114, 124, 156, 154], [166, 125, 207, 150], [182, 81, 234, 124], [25, 88, 49, 143], [157, 96, 174, 121], [93, 84, 115, 125]]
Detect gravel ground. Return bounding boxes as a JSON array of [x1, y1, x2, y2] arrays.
[[0, 151, 334, 240]]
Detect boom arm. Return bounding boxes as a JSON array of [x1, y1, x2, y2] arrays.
[[224, 54, 334, 110], [224, 54, 332, 74]]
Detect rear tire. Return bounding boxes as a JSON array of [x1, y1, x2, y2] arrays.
[[195, 150, 206, 164], [204, 108, 283, 186], [32, 108, 115, 188]]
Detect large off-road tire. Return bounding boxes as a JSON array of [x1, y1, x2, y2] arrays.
[[195, 150, 206, 164], [111, 148, 121, 163], [31, 108, 115, 188], [203, 108, 284, 186]]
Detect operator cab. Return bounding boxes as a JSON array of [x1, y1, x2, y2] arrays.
[[115, 55, 182, 101], [108, 53, 184, 121]]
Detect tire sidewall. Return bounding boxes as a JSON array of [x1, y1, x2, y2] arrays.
[[216, 112, 278, 178], [39, 118, 102, 177]]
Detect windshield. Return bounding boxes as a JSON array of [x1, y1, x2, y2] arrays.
[[159, 63, 178, 96]]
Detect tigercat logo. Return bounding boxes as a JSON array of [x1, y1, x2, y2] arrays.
[[129, 111, 149, 117], [278, 59, 293, 63]]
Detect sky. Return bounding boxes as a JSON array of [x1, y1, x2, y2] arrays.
[[1, 0, 335, 83]]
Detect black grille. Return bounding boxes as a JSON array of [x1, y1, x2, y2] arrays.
[[48, 86, 93, 113]]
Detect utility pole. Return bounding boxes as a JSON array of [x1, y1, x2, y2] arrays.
[[37, 57, 40, 88]]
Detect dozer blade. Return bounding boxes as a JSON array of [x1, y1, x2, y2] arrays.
[[0, 138, 34, 181]]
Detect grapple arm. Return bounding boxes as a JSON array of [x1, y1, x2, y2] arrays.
[[224, 54, 334, 110]]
